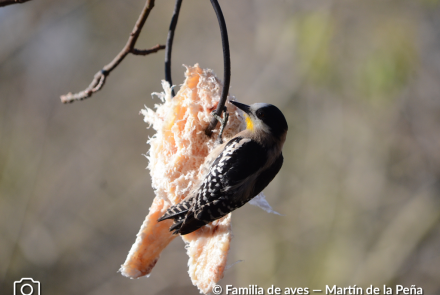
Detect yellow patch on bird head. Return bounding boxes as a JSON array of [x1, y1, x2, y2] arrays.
[[245, 114, 254, 131]]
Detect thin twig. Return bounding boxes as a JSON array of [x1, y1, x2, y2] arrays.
[[0, 0, 32, 7], [60, 0, 164, 104], [165, 0, 183, 97], [205, 0, 231, 137], [132, 44, 165, 56]]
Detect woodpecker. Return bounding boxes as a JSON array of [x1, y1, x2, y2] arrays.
[[157, 101, 288, 235]]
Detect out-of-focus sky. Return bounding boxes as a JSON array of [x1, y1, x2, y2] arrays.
[[1, 0, 440, 294]]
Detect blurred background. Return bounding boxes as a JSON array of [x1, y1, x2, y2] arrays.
[[1, 0, 440, 294]]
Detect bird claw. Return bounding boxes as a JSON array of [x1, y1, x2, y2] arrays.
[[211, 106, 229, 144]]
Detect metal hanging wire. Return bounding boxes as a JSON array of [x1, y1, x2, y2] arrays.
[[164, 0, 183, 97], [164, 0, 231, 137]]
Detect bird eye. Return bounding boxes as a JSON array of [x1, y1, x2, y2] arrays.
[[256, 110, 265, 119]]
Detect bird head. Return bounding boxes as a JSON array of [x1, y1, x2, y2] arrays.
[[230, 101, 288, 140]]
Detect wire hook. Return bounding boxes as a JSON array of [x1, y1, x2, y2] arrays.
[[205, 0, 231, 137], [164, 0, 231, 137], [164, 0, 183, 97]]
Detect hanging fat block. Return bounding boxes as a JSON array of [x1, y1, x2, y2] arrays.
[[119, 64, 245, 294]]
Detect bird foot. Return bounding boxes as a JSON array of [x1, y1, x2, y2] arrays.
[[211, 106, 229, 144]]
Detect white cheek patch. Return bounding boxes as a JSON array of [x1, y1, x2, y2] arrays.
[[249, 104, 271, 134], [252, 119, 271, 134]]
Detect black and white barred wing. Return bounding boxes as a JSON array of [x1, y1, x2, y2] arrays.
[[179, 137, 269, 234], [159, 136, 283, 235]]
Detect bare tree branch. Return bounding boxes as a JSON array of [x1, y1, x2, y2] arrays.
[[0, 0, 32, 7], [60, 0, 164, 104], [132, 44, 165, 56]]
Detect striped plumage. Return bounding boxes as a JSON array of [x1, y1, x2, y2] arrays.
[[157, 101, 288, 235]]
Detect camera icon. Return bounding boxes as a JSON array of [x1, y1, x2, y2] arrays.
[[13, 278, 41, 295]]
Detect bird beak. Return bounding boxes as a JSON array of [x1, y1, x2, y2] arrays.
[[230, 101, 251, 115]]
